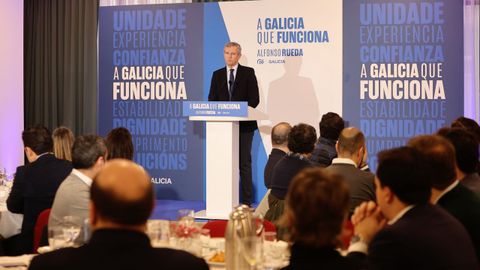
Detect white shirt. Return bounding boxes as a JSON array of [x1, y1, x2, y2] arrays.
[[331, 158, 357, 167], [71, 169, 92, 187], [433, 180, 459, 204], [226, 64, 238, 89]]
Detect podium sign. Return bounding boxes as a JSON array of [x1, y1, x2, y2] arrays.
[[183, 101, 248, 117]]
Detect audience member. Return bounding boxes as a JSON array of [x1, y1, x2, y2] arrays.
[[325, 127, 375, 214], [105, 127, 134, 160], [6, 126, 72, 254], [29, 159, 209, 270], [451, 116, 480, 143], [266, 123, 316, 224], [52, 126, 74, 161], [49, 135, 107, 242], [349, 147, 477, 270], [408, 135, 480, 261], [264, 122, 291, 189], [281, 167, 356, 270], [310, 112, 344, 167], [256, 122, 291, 216], [438, 127, 480, 194]]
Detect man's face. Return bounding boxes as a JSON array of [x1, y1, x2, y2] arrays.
[[224, 46, 241, 67]]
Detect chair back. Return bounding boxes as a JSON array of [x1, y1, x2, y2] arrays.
[[33, 208, 51, 253]]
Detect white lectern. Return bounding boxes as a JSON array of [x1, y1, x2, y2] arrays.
[[189, 107, 267, 220]]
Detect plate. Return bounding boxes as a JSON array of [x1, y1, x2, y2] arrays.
[[37, 246, 53, 254]]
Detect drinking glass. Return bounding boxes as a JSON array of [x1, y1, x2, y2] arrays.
[[48, 227, 66, 249], [61, 216, 81, 247], [147, 220, 170, 247], [239, 236, 263, 269]]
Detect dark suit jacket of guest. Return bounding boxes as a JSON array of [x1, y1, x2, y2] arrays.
[[349, 204, 478, 270], [310, 137, 337, 167], [264, 148, 287, 189], [270, 154, 312, 200], [437, 182, 480, 261], [462, 173, 480, 195], [283, 243, 358, 270], [28, 229, 209, 270], [7, 154, 72, 252], [208, 64, 260, 131], [325, 162, 375, 214]]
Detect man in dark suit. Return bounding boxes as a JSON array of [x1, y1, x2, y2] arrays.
[[310, 112, 344, 167], [208, 42, 260, 205], [348, 147, 478, 270], [408, 135, 480, 262], [29, 159, 209, 270], [325, 127, 375, 214], [438, 127, 480, 194], [6, 126, 72, 255], [255, 122, 291, 216]]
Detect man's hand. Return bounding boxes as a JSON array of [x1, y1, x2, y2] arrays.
[[351, 201, 387, 244]]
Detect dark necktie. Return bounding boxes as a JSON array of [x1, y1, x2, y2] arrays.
[[228, 68, 235, 100]]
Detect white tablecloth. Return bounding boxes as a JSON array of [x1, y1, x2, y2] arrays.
[[0, 186, 23, 238]]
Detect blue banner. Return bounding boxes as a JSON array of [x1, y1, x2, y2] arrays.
[[98, 4, 205, 200], [343, 0, 464, 171]]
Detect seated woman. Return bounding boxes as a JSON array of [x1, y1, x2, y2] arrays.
[[265, 123, 316, 224], [281, 168, 356, 270], [105, 127, 134, 160], [52, 126, 74, 161]]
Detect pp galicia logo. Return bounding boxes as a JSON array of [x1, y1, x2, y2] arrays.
[[151, 177, 173, 185], [257, 59, 264, 64]]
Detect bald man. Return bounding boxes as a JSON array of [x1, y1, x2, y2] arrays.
[[326, 127, 375, 215], [29, 160, 209, 270]]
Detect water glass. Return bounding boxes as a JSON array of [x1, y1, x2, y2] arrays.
[[48, 227, 66, 249], [61, 216, 82, 247], [147, 220, 170, 247], [239, 236, 263, 269], [177, 209, 195, 223]]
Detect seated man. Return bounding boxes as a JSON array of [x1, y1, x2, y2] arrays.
[[49, 135, 107, 241], [7, 126, 72, 254], [326, 127, 375, 214], [255, 122, 291, 216], [349, 147, 477, 270], [408, 135, 480, 261], [437, 127, 480, 194], [310, 112, 344, 167], [266, 123, 316, 223], [29, 159, 209, 270]]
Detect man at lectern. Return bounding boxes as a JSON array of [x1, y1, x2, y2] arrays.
[[208, 42, 260, 206]]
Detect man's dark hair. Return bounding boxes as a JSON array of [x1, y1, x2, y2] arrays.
[[91, 173, 154, 226], [407, 135, 456, 190], [72, 135, 107, 169], [319, 112, 344, 140], [377, 147, 431, 205], [271, 122, 291, 146], [22, 126, 53, 155], [438, 127, 479, 174], [288, 123, 317, 154], [106, 127, 134, 160], [451, 116, 480, 143]]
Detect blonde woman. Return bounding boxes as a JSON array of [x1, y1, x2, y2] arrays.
[[52, 127, 74, 161]]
